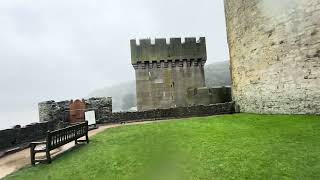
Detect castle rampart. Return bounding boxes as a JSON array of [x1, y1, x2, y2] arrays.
[[130, 37, 206, 64], [131, 37, 207, 111]]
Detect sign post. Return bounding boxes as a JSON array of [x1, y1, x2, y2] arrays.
[[85, 111, 97, 129]]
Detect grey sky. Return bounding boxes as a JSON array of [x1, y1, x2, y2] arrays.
[[0, 0, 229, 129]]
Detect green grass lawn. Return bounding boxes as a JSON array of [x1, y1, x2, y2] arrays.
[[5, 114, 320, 180]]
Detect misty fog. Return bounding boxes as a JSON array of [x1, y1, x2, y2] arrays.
[[0, 0, 229, 130]]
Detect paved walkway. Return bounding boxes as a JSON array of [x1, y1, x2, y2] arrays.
[[0, 121, 160, 179]]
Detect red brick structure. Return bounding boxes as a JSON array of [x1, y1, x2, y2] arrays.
[[69, 99, 86, 123]]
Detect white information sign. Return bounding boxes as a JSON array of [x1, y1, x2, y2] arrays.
[[85, 111, 96, 125]]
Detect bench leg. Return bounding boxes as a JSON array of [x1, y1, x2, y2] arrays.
[[30, 145, 35, 166], [75, 139, 78, 145], [46, 150, 51, 164], [86, 133, 89, 144]]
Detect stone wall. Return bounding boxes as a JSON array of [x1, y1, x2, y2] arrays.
[[0, 102, 234, 151], [187, 86, 232, 106], [131, 37, 207, 111], [224, 0, 320, 114], [39, 100, 69, 122], [39, 97, 112, 123], [0, 121, 56, 151], [130, 37, 206, 64], [86, 97, 112, 120], [1, 97, 111, 152], [100, 102, 235, 123]]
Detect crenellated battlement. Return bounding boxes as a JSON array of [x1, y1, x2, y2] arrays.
[[130, 37, 207, 65], [132, 59, 205, 70], [131, 37, 208, 111]]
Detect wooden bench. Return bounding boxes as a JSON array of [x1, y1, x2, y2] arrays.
[[30, 121, 89, 165]]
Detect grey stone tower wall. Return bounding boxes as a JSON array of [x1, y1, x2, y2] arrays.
[[131, 37, 207, 111], [224, 0, 320, 114]]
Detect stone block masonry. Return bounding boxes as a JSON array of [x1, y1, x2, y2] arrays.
[[131, 37, 208, 111], [0, 121, 56, 151], [86, 97, 112, 120], [0, 101, 234, 152], [187, 86, 232, 106], [100, 102, 236, 124], [0, 97, 112, 153], [224, 0, 320, 114], [130, 37, 206, 64], [38, 100, 69, 123], [39, 97, 112, 123]]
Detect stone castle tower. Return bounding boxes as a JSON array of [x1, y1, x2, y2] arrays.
[[224, 0, 320, 114], [130, 37, 207, 111]]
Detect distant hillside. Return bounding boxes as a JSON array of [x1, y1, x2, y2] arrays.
[[88, 81, 136, 112], [89, 61, 231, 111], [205, 61, 231, 87]]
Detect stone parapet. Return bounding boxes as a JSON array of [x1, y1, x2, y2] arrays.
[[100, 102, 235, 123], [0, 121, 56, 151], [130, 37, 207, 65]]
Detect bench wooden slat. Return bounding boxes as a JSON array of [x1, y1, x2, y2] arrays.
[[30, 121, 89, 165], [33, 149, 47, 153]]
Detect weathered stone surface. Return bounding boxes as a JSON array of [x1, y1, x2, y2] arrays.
[[224, 0, 320, 114], [131, 37, 208, 111], [4, 100, 233, 151], [85, 97, 112, 121], [0, 97, 112, 152], [38, 100, 69, 122], [0, 121, 56, 151], [187, 86, 232, 106], [101, 102, 235, 123], [38, 97, 112, 123], [130, 37, 206, 64]]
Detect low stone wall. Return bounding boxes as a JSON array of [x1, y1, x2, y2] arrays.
[[38, 97, 112, 123], [86, 97, 112, 121], [0, 121, 56, 151], [187, 86, 232, 106], [100, 102, 235, 123], [0, 102, 235, 153], [38, 100, 69, 122]]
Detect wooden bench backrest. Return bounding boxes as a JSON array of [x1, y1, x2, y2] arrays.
[[47, 121, 88, 150]]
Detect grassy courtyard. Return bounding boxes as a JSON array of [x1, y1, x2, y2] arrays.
[[5, 114, 320, 180]]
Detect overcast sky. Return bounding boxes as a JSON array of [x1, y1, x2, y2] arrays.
[[0, 0, 229, 129]]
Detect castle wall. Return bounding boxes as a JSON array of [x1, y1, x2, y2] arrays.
[[38, 97, 112, 123], [187, 87, 232, 106], [101, 102, 235, 123], [224, 0, 320, 114], [0, 121, 56, 152], [86, 97, 112, 120], [39, 100, 69, 123], [131, 38, 207, 111], [130, 37, 206, 64]]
